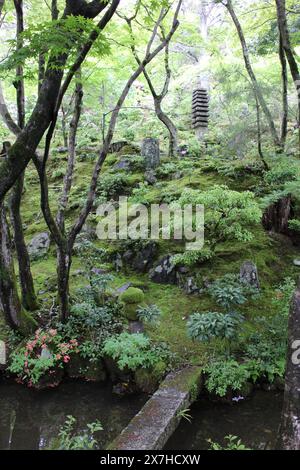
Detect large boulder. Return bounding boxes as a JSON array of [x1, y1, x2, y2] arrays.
[[27, 232, 50, 260], [141, 137, 160, 169], [149, 255, 177, 284], [123, 241, 158, 273]]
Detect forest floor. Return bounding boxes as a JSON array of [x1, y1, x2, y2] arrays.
[[9, 143, 299, 368]]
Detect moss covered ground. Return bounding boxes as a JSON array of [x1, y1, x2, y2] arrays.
[[16, 147, 300, 368]]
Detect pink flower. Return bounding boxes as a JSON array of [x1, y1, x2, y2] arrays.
[[56, 354, 62, 360], [41, 335, 47, 342], [41, 344, 47, 349], [24, 361, 28, 367], [63, 355, 70, 363], [49, 329, 57, 337], [24, 351, 28, 357]]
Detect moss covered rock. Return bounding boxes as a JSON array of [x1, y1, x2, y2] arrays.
[[134, 361, 167, 394], [67, 355, 107, 382], [120, 287, 145, 321]]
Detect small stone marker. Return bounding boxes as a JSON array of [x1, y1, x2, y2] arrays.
[[40, 346, 52, 360], [240, 261, 259, 288], [0, 340, 6, 366], [141, 138, 160, 169]]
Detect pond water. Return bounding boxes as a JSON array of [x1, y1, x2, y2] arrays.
[[0, 379, 283, 451], [0, 379, 147, 450], [166, 391, 283, 450]]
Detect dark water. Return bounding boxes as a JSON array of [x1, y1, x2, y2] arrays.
[[0, 379, 146, 450], [166, 391, 283, 450]]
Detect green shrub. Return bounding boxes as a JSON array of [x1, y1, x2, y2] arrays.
[[172, 248, 213, 267], [103, 333, 164, 371], [178, 185, 261, 251], [98, 172, 129, 198], [207, 274, 258, 310], [49, 415, 102, 450], [136, 304, 161, 325], [9, 328, 79, 385], [208, 435, 250, 450], [187, 312, 244, 343], [120, 287, 145, 305], [204, 360, 251, 397]]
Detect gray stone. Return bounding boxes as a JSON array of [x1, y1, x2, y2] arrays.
[[111, 366, 202, 450], [184, 277, 201, 295], [27, 232, 50, 260], [108, 141, 128, 154], [114, 253, 123, 272], [117, 282, 132, 294], [149, 255, 177, 284], [121, 242, 158, 273], [141, 138, 160, 169], [0, 340, 6, 368], [128, 321, 144, 334], [293, 259, 300, 267], [144, 170, 157, 185], [240, 261, 259, 288], [114, 158, 131, 171]]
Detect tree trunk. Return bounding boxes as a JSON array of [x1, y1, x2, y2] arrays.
[[9, 175, 38, 311], [0, 202, 22, 329], [9, 0, 38, 312], [57, 245, 71, 322], [277, 281, 300, 450], [226, 0, 281, 149], [279, 32, 288, 146], [262, 195, 292, 233], [155, 100, 178, 158], [275, 0, 300, 151], [254, 94, 269, 170]]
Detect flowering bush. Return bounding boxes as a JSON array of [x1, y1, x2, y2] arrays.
[[9, 329, 79, 386]]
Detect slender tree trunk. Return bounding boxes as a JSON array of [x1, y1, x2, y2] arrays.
[[154, 99, 178, 157], [277, 281, 300, 449], [9, 175, 38, 311], [56, 245, 71, 322], [275, 0, 300, 152], [9, 0, 38, 312], [0, 202, 22, 330], [279, 32, 288, 146], [225, 0, 281, 149], [61, 106, 68, 148], [38, 53, 45, 95], [254, 94, 269, 170]]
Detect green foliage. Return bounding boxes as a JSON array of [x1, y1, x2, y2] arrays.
[[178, 186, 261, 250], [136, 304, 161, 325], [50, 415, 102, 450], [103, 333, 167, 371], [264, 161, 299, 187], [289, 219, 300, 232], [120, 287, 145, 305], [59, 299, 123, 362], [9, 329, 79, 385], [208, 435, 250, 451], [172, 247, 213, 267], [187, 312, 244, 343], [207, 274, 259, 310], [204, 360, 251, 397], [272, 277, 296, 317], [98, 173, 129, 199]]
